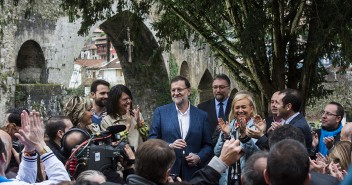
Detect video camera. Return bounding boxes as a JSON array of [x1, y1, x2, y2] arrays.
[[66, 125, 132, 179]]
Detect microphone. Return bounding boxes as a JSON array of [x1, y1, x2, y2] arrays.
[[94, 125, 127, 136], [107, 125, 127, 134]]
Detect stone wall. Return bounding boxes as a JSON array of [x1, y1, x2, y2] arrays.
[[164, 41, 238, 105], [15, 84, 65, 120], [0, 0, 234, 125], [0, 0, 88, 124]]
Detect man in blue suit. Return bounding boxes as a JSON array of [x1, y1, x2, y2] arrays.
[[149, 76, 213, 181], [275, 88, 312, 151]]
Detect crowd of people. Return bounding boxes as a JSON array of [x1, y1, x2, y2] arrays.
[[1, 76, 352, 185]]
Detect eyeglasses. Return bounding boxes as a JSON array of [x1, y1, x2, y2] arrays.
[[320, 111, 339, 117], [170, 87, 188, 93], [212, 85, 229, 90]]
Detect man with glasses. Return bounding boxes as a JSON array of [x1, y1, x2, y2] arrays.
[[198, 74, 233, 146], [149, 76, 213, 181], [311, 102, 344, 157]]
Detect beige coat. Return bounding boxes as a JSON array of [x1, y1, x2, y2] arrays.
[[101, 114, 143, 149]]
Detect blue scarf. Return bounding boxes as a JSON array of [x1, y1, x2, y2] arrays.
[[0, 176, 12, 182], [318, 123, 343, 156]]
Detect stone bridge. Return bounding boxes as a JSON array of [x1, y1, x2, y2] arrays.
[[0, 0, 238, 123]]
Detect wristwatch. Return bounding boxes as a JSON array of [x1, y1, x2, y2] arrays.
[[39, 145, 52, 155]]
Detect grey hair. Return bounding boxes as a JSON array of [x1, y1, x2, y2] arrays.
[[76, 170, 106, 183]]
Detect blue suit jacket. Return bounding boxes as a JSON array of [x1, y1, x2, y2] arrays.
[[289, 113, 313, 151], [149, 103, 213, 181]]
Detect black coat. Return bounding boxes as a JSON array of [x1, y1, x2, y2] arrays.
[[198, 98, 233, 146]]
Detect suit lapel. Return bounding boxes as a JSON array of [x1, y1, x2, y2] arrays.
[[185, 106, 195, 141], [210, 99, 217, 123], [170, 104, 182, 139]]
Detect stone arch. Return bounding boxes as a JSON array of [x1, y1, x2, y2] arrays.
[[16, 40, 47, 83], [198, 69, 213, 103], [99, 11, 169, 122], [180, 61, 190, 79], [230, 88, 238, 99]]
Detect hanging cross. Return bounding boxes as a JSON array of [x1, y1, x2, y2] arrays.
[[123, 27, 134, 63]]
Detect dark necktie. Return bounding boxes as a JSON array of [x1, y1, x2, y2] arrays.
[[218, 102, 225, 120]]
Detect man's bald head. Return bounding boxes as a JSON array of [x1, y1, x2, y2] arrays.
[[61, 129, 90, 158], [341, 122, 352, 142]]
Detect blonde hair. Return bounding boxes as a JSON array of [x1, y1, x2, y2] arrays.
[[228, 91, 257, 121], [328, 141, 352, 171], [63, 96, 92, 127]]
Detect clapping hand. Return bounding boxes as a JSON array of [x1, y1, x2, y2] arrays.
[[267, 121, 283, 133], [312, 131, 319, 148], [246, 115, 266, 139], [309, 157, 328, 174], [238, 118, 247, 137], [323, 136, 334, 150], [218, 118, 230, 136], [328, 161, 347, 181], [133, 105, 140, 123], [125, 104, 133, 131]]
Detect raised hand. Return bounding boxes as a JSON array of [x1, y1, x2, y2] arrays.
[[218, 118, 230, 136], [133, 105, 140, 122], [247, 115, 266, 139], [14, 110, 46, 153], [238, 118, 247, 137], [125, 104, 132, 131], [219, 138, 242, 166]]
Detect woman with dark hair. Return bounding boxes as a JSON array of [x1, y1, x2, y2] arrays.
[[101, 84, 148, 148]]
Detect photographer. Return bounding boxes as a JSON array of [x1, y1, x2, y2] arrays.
[[62, 127, 136, 183], [0, 110, 70, 184]]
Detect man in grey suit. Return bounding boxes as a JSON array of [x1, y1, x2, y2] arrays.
[[149, 76, 213, 181], [198, 74, 233, 145]]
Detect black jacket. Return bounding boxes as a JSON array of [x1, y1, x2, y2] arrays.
[[198, 98, 233, 146]]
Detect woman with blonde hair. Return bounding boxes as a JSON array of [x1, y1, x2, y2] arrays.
[[64, 96, 95, 134], [328, 141, 352, 171], [214, 90, 261, 184]]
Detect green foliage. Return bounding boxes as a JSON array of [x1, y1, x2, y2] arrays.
[[14, 91, 26, 103], [168, 54, 178, 80], [189, 88, 198, 106], [59, 0, 352, 113], [60, 0, 153, 35], [66, 85, 85, 97]]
